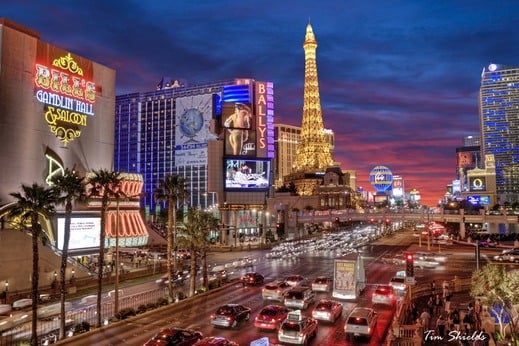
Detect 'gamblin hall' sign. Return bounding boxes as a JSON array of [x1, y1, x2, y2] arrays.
[[34, 48, 97, 146]]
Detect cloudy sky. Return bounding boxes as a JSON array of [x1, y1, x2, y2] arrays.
[[4, 0, 519, 206]]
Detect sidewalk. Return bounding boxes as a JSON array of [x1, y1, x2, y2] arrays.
[[405, 241, 496, 346]]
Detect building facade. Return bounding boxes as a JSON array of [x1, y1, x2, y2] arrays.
[[479, 63, 519, 204], [115, 78, 276, 243], [114, 79, 235, 215], [0, 19, 116, 206], [274, 124, 335, 188]]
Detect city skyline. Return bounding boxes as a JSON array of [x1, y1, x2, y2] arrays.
[[4, 1, 519, 206]]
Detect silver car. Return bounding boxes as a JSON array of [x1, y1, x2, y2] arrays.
[[262, 280, 292, 302], [311, 299, 343, 323]]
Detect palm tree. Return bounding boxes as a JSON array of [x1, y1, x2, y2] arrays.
[[9, 183, 58, 346], [86, 169, 122, 328], [181, 208, 217, 296], [154, 174, 189, 300], [51, 168, 87, 340]]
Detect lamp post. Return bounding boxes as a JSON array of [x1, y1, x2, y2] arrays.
[[114, 196, 121, 316], [4, 280, 8, 304]]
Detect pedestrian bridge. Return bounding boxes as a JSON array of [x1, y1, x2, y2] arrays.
[[297, 209, 519, 225]]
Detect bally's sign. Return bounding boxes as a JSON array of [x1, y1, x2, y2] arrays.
[[34, 52, 96, 146]]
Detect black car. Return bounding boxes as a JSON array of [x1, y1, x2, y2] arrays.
[[142, 327, 203, 346], [210, 304, 251, 328], [240, 272, 264, 286]]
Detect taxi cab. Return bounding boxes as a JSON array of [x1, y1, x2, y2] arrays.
[[278, 310, 318, 345]]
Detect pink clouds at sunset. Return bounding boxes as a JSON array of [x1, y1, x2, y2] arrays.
[[4, 0, 518, 206]]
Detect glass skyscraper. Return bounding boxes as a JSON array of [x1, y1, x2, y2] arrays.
[[479, 63, 519, 203]]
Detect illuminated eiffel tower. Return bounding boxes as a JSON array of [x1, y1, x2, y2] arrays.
[[286, 22, 334, 195]]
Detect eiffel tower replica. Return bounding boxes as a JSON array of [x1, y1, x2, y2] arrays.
[[284, 22, 335, 196]]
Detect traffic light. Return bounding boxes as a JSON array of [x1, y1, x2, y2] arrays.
[[405, 253, 414, 277]]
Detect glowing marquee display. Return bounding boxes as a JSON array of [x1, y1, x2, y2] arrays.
[[34, 52, 97, 146], [254, 81, 275, 158]]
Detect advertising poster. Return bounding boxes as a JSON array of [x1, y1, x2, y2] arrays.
[[222, 102, 256, 157], [175, 94, 215, 166]]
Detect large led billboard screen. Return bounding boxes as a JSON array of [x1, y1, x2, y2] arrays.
[[57, 216, 101, 250], [224, 158, 270, 191], [222, 102, 256, 157]]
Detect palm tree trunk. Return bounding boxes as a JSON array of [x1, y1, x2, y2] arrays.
[[167, 201, 174, 300], [202, 247, 208, 289], [59, 203, 72, 339], [30, 216, 40, 346], [189, 245, 197, 297]]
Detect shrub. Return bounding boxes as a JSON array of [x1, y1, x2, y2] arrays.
[[137, 304, 147, 314], [157, 297, 169, 306], [115, 307, 136, 320], [73, 321, 91, 334]]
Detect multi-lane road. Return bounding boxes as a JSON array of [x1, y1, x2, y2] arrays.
[[6, 224, 498, 346], [47, 225, 497, 346]]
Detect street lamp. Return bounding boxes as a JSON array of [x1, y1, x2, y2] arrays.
[[4, 280, 8, 304]]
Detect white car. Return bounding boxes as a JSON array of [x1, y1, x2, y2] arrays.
[[12, 298, 32, 310], [311, 276, 332, 292], [371, 285, 396, 306], [344, 307, 377, 339], [262, 281, 292, 302], [389, 276, 407, 292]]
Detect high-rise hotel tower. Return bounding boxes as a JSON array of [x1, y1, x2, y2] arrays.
[[479, 63, 519, 203]]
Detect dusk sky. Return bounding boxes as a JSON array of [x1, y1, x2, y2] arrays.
[[4, 1, 519, 206]]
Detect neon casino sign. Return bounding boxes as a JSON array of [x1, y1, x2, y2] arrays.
[[34, 53, 96, 146]]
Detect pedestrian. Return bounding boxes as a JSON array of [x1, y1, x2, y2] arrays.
[[427, 296, 434, 315], [450, 307, 460, 331], [444, 287, 452, 312], [434, 294, 443, 316], [431, 280, 436, 295], [442, 280, 449, 297], [436, 314, 447, 338], [420, 308, 431, 329]]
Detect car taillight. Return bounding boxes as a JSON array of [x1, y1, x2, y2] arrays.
[[226, 316, 232, 321]]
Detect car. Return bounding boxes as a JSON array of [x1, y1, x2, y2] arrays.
[[0, 304, 12, 316], [262, 280, 292, 302], [240, 272, 264, 286], [493, 249, 519, 263], [479, 239, 497, 248], [12, 298, 32, 310], [176, 249, 191, 260], [389, 276, 407, 292], [344, 307, 378, 340], [254, 304, 289, 330], [311, 276, 332, 292], [210, 304, 251, 328], [107, 289, 124, 298], [284, 275, 307, 287], [284, 286, 315, 310], [79, 295, 97, 306], [278, 310, 318, 345], [142, 327, 203, 346], [156, 271, 187, 287], [311, 299, 343, 323], [192, 336, 238, 346], [371, 284, 396, 306]]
